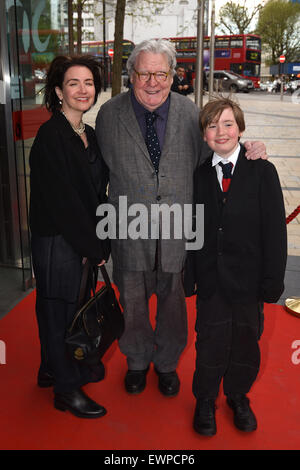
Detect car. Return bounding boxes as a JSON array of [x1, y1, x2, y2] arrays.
[[34, 69, 46, 82], [207, 70, 254, 93], [259, 81, 272, 91], [286, 79, 300, 93]]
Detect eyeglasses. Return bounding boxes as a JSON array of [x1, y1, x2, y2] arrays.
[[133, 68, 171, 82]]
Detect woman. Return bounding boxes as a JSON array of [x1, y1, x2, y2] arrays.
[[29, 55, 110, 419]]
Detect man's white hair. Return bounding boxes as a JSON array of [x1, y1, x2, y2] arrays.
[[126, 38, 177, 77]]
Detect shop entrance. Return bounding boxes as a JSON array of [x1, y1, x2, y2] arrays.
[[0, 0, 66, 316]]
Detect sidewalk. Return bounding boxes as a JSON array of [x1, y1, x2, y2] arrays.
[[85, 89, 300, 304]]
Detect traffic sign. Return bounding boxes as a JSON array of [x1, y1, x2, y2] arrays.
[[108, 48, 114, 58], [279, 55, 286, 63]]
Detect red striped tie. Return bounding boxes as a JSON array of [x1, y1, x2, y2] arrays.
[[219, 162, 233, 192]]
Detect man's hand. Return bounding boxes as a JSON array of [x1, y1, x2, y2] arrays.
[[244, 141, 268, 160]]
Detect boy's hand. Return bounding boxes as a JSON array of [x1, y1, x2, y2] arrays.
[[244, 141, 268, 160]]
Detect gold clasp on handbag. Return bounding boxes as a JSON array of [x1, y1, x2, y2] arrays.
[[74, 347, 85, 360]]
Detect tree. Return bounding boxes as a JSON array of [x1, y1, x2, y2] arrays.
[[69, 0, 95, 54], [68, 0, 74, 55], [109, 0, 175, 96], [111, 0, 126, 97], [256, 0, 300, 65], [218, 1, 263, 35]]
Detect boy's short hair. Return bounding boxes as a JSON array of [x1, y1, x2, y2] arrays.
[[199, 97, 245, 137]]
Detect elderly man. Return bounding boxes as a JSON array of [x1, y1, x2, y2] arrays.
[[95, 39, 266, 398]]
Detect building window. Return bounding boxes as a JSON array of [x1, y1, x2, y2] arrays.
[[85, 18, 94, 27]]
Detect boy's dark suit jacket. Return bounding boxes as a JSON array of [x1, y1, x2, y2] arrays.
[[184, 145, 287, 304]]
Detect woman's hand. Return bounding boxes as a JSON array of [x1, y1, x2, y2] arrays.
[[82, 257, 105, 267]]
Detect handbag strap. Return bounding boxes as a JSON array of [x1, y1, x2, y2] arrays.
[[69, 261, 113, 332], [78, 260, 91, 308], [78, 261, 113, 307], [99, 264, 112, 290]]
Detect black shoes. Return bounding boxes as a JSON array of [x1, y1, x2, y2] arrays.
[[125, 368, 149, 394], [38, 371, 107, 419], [155, 369, 180, 397], [227, 394, 257, 432], [125, 367, 180, 396], [193, 394, 257, 436], [54, 388, 107, 419], [193, 399, 217, 436]]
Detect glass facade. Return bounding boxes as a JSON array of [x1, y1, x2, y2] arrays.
[[0, 1, 68, 296]]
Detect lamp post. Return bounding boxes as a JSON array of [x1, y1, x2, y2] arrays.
[[195, 0, 205, 108], [209, 0, 215, 98], [102, 0, 107, 91]]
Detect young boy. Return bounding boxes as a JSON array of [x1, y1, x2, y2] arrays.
[[184, 97, 287, 436]]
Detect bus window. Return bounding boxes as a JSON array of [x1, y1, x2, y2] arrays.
[[230, 37, 243, 48], [230, 63, 243, 74], [215, 37, 230, 48], [244, 63, 260, 77], [123, 42, 134, 57], [179, 40, 191, 49], [246, 37, 261, 50]]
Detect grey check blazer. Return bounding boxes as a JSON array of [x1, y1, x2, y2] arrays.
[[95, 91, 208, 273]]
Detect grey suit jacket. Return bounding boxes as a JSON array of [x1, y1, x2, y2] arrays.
[[95, 90, 208, 273]]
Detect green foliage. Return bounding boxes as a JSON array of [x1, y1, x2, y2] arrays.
[[256, 0, 300, 65], [217, 1, 263, 35]]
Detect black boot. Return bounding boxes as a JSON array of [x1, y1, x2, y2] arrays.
[[226, 394, 257, 432], [54, 388, 107, 419], [193, 399, 216, 436]]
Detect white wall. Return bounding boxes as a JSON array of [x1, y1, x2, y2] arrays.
[[95, 0, 264, 44]]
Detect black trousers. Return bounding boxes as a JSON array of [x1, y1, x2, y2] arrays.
[[193, 289, 263, 400], [31, 234, 105, 393]]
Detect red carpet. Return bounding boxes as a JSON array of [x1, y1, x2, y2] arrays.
[[0, 289, 300, 451]]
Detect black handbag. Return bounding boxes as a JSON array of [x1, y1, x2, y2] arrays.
[[65, 261, 124, 364]]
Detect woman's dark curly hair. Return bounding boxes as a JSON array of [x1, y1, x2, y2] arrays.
[[44, 55, 102, 113]]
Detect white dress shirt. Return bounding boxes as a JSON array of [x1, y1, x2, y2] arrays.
[[212, 144, 240, 191]]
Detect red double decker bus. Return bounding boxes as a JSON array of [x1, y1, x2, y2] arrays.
[[80, 39, 135, 86], [169, 34, 261, 88], [81, 39, 134, 65]]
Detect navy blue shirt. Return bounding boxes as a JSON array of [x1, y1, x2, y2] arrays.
[[130, 90, 170, 151]]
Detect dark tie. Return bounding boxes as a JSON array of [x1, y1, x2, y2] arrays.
[[219, 162, 233, 192], [145, 112, 161, 174]]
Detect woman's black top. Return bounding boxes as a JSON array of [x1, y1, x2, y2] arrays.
[[29, 111, 110, 263]]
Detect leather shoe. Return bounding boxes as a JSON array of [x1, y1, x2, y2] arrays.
[[226, 394, 257, 432], [37, 371, 54, 388], [54, 388, 107, 419], [125, 368, 149, 394], [155, 369, 180, 396], [193, 399, 216, 436]]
